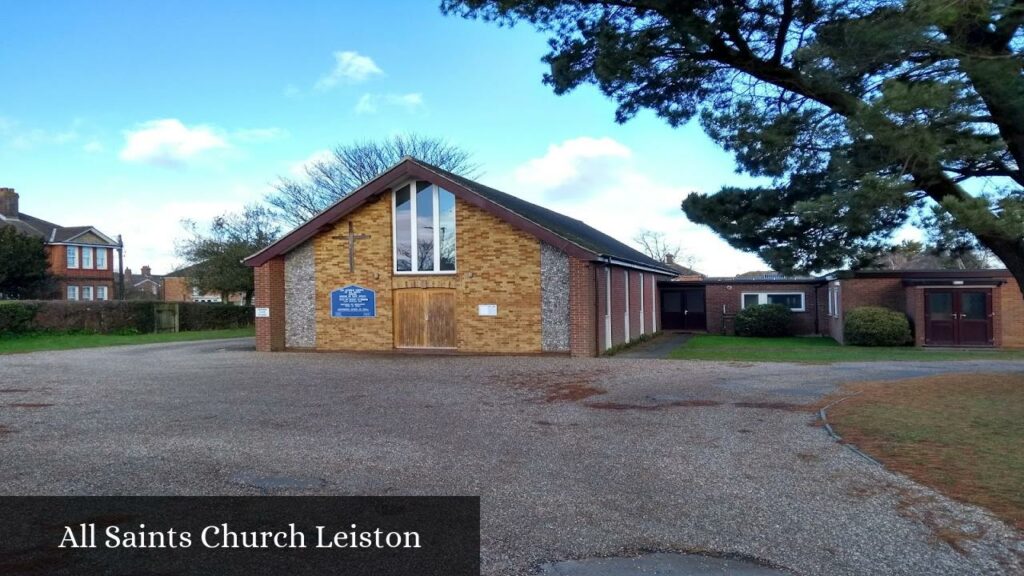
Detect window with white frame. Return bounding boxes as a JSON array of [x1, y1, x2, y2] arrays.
[[95, 248, 107, 269], [827, 285, 840, 317], [81, 246, 93, 269], [393, 181, 457, 273], [67, 286, 79, 300], [66, 246, 78, 269], [742, 292, 806, 312], [97, 286, 108, 301], [81, 286, 93, 301]]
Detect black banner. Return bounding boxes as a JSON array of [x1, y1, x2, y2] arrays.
[[0, 496, 479, 575]]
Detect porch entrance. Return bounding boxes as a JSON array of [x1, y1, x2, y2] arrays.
[[924, 289, 993, 346], [393, 289, 457, 349], [661, 288, 706, 331]]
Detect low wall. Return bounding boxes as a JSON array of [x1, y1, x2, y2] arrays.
[[0, 301, 253, 335]]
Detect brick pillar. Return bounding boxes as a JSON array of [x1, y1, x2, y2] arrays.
[[254, 257, 286, 352], [568, 258, 598, 357]]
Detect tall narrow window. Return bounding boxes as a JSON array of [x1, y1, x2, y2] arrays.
[[67, 246, 78, 269], [438, 188, 456, 271], [82, 286, 93, 301], [393, 181, 457, 273], [96, 248, 107, 269], [97, 286, 108, 301], [81, 247, 93, 269], [415, 181, 435, 272], [67, 286, 78, 300], [394, 187, 412, 271]]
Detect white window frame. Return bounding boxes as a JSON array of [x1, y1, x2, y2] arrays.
[[639, 273, 645, 335], [604, 267, 612, 350], [650, 273, 657, 332], [392, 182, 457, 275], [81, 286, 94, 301], [623, 269, 630, 342], [66, 246, 78, 269], [741, 292, 806, 312], [95, 248, 107, 270], [67, 285, 79, 300], [96, 286, 108, 301], [81, 246, 93, 269]]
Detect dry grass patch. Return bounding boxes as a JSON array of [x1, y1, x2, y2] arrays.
[[827, 373, 1024, 529]]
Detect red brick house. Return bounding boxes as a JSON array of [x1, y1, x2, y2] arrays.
[[244, 157, 677, 355], [662, 269, 1024, 348], [0, 187, 121, 301]]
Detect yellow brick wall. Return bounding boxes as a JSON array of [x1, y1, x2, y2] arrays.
[[313, 190, 543, 353]]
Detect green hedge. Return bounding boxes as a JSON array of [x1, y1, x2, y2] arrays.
[[179, 303, 254, 331], [0, 301, 251, 335], [844, 306, 912, 346], [734, 303, 793, 337], [0, 302, 39, 335]]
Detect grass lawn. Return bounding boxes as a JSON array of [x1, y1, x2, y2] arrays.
[[668, 334, 1024, 363], [0, 328, 254, 355], [827, 373, 1024, 530]]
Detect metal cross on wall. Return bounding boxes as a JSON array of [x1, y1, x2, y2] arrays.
[[332, 221, 370, 273]]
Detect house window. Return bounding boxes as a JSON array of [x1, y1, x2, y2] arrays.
[[393, 181, 457, 273], [742, 292, 806, 312], [827, 287, 839, 317], [81, 286, 93, 301], [67, 286, 78, 300], [81, 247, 93, 269], [95, 248, 107, 269], [97, 286, 108, 301], [66, 246, 78, 269]]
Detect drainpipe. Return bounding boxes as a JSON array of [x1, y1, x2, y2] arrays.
[[117, 234, 125, 301], [594, 263, 601, 356]]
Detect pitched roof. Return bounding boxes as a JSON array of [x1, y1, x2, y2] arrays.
[[0, 212, 118, 245], [245, 157, 678, 275]]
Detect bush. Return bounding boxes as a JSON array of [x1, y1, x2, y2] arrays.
[[844, 306, 912, 346], [178, 303, 254, 331], [0, 302, 39, 335], [734, 303, 793, 337]]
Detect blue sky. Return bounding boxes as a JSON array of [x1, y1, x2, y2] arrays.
[[1, 0, 772, 275]]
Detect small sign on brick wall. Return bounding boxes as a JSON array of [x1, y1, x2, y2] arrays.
[[331, 285, 377, 318], [478, 304, 498, 316], [255, 307, 270, 318]]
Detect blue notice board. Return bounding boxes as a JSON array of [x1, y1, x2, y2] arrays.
[[330, 285, 376, 318]]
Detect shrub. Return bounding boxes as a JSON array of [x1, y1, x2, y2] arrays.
[[0, 302, 39, 335], [734, 303, 792, 337], [178, 303, 254, 331], [844, 306, 912, 346]]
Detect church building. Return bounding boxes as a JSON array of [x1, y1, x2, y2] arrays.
[[245, 157, 677, 356]]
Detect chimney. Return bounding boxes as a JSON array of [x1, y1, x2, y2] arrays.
[[0, 188, 18, 218], [665, 254, 675, 265], [141, 265, 151, 277]]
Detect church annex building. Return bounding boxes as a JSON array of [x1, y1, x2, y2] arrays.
[[245, 157, 678, 356]]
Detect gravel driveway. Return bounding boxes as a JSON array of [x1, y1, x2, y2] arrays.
[[1, 339, 1022, 575]]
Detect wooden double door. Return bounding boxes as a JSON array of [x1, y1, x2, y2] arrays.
[[393, 289, 457, 349], [661, 288, 706, 331], [924, 289, 993, 346]]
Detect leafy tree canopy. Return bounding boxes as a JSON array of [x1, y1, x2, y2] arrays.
[[443, 0, 1024, 294], [268, 134, 480, 227], [176, 205, 280, 305], [0, 226, 51, 299]]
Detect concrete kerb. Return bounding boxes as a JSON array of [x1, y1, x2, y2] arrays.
[[818, 393, 882, 466]]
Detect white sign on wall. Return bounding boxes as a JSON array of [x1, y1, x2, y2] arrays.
[[255, 307, 270, 318], [478, 304, 498, 316]]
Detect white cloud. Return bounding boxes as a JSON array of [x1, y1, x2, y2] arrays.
[[500, 137, 767, 277], [354, 92, 424, 115], [120, 119, 228, 167], [315, 51, 383, 90], [82, 140, 104, 153]]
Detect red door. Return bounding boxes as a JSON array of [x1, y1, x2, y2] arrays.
[[924, 289, 993, 346]]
